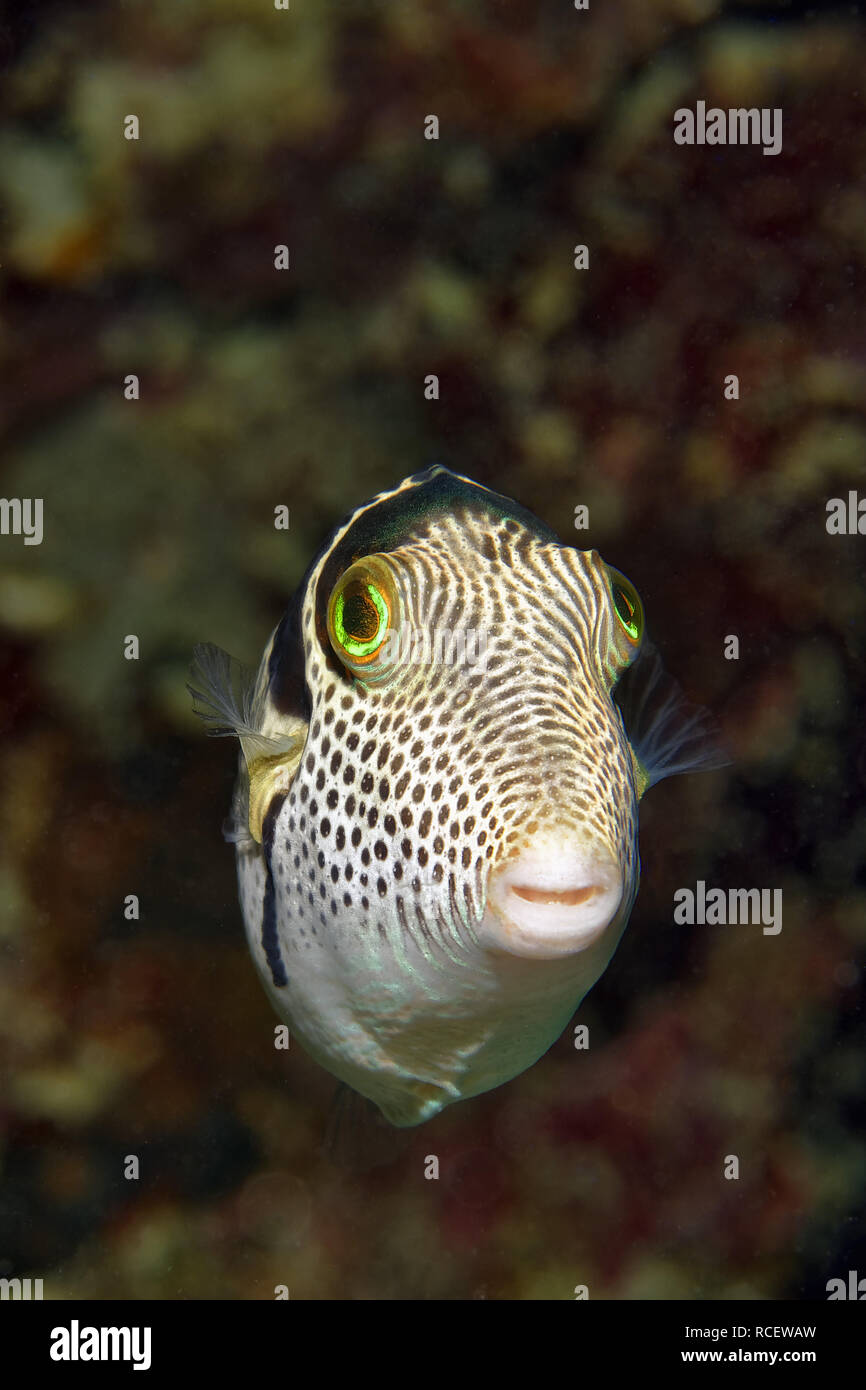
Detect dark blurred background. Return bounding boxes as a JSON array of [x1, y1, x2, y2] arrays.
[[1, 0, 864, 1299]]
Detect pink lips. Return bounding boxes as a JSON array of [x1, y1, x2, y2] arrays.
[[482, 834, 624, 960]]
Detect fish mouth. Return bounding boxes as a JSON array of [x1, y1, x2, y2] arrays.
[[482, 836, 624, 960], [509, 884, 599, 908]]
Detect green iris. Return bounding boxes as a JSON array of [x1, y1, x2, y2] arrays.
[[333, 581, 389, 659], [608, 567, 643, 644]]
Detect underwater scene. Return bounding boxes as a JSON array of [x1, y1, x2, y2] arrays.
[[1, 0, 865, 1313]]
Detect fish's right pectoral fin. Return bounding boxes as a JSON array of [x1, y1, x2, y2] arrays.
[[189, 641, 308, 843], [614, 641, 731, 797]]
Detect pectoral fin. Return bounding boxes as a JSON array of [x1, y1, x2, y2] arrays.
[[613, 641, 730, 797], [188, 641, 307, 842]]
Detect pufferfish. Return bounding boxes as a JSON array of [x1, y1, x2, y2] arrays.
[[191, 466, 725, 1128]]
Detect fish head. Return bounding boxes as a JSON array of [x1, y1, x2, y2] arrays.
[[260, 466, 648, 965]]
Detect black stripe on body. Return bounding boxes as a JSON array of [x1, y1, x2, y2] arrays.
[[260, 792, 290, 989]]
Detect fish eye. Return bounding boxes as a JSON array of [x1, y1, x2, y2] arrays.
[[327, 558, 395, 670], [607, 566, 643, 645]]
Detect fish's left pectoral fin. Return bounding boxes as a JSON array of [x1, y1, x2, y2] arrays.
[[188, 642, 262, 743], [189, 641, 308, 843], [614, 641, 731, 796]]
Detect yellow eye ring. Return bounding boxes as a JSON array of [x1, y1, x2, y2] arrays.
[[327, 557, 396, 670]]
